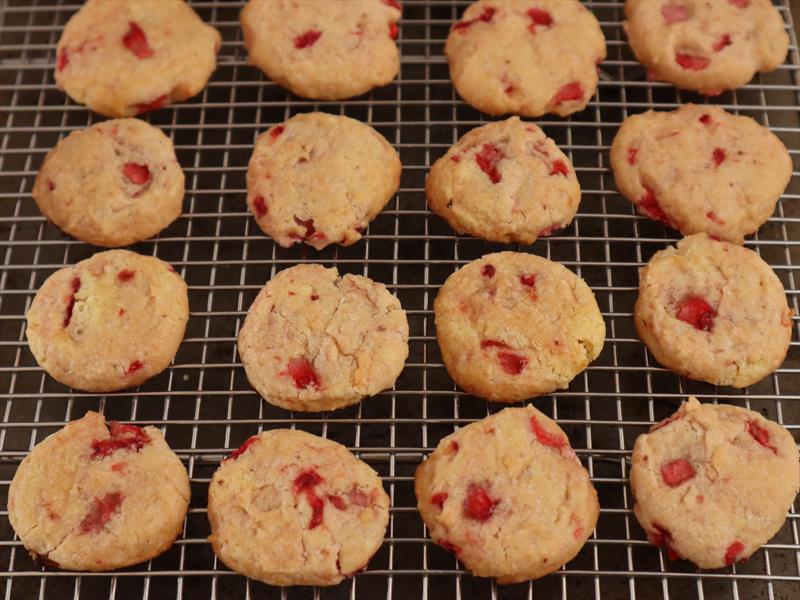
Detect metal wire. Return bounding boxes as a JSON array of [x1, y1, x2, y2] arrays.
[[0, 1, 798, 598]]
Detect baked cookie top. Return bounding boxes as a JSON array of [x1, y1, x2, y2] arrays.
[[208, 428, 390, 587], [241, 0, 402, 100], [26, 250, 189, 392], [33, 118, 185, 248], [8, 411, 190, 571], [630, 397, 799, 569], [415, 405, 598, 584], [445, 0, 606, 117], [434, 252, 605, 403], [246, 112, 401, 250], [237, 264, 409, 412], [624, 0, 788, 94], [611, 104, 791, 244], [426, 117, 581, 244], [55, 0, 221, 117], [635, 234, 793, 388]]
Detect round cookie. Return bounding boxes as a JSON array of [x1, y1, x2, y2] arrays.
[[415, 405, 598, 583], [623, 0, 788, 94], [8, 411, 190, 571], [445, 0, 606, 117], [237, 264, 409, 412], [434, 252, 605, 402], [246, 112, 401, 250], [208, 428, 390, 586], [630, 397, 800, 569], [55, 0, 221, 117], [33, 119, 185, 247], [610, 104, 792, 243], [241, 0, 401, 100], [426, 117, 580, 244], [26, 249, 189, 392], [635, 233, 793, 388]]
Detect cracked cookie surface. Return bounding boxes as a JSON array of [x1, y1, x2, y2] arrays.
[[208, 428, 390, 586], [624, 0, 788, 94], [26, 249, 189, 392], [33, 118, 185, 247], [434, 252, 605, 402], [610, 104, 792, 243], [445, 0, 606, 117], [55, 0, 221, 117], [246, 112, 401, 250], [426, 117, 580, 244], [241, 0, 401, 100], [415, 405, 599, 583], [630, 397, 799, 569], [237, 264, 409, 412], [635, 234, 793, 388], [8, 411, 190, 571]]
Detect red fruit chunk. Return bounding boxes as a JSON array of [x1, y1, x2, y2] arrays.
[[439, 540, 462, 554], [475, 143, 503, 184], [728, 0, 749, 7], [661, 459, 696, 487], [389, 22, 398, 39], [135, 94, 168, 114], [310, 294, 319, 301], [294, 29, 322, 49], [431, 492, 448, 508], [520, 273, 536, 287], [122, 163, 150, 185], [383, 0, 401, 9], [649, 523, 681, 560], [713, 34, 732, 52], [481, 264, 496, 278], [639, 185, 670, 226], [327, 494, 347, 510], [550, 160, 569, 176], [293, 470, 325, 529], [676, 295, 716, 331], [293, 470, 322, 492], [56, 48, 69, 72], [676, 52, 710, 70], [712, 147, 726, 166], [448, 440, 460, 453], [285, 357, 320, 389], [725, 540, 745, 565], [530, 416, 567, 449], [481, 339, 509, 349], [252, 196, 267, 218], [292, 215, 322, 241], [552, 81, 583, 106], [270, 125, 285, 140], [63, 276, 81, 327], [348, 488, 371, 506], [122, 22, 154, 59], [79, 492, 123, 534], [661, 4, 689, 24], [706, 211, 724, 224], [699, 114, 712, 124], [226, 435, 259, 461], [48, 180, 55, 191], [498, 351, 528, 375], [91, 422, 151, 459], [125, 360, 143, 376], [627, 147, 638, 165], [453, 7, 496, 32], [528, 8, 553, 32], [117, 269, 135, 283], [464, 484, 499, 521], [746, 420, 778, 454]]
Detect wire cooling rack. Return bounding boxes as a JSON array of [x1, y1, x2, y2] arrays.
[[0, 1, 799, 599]]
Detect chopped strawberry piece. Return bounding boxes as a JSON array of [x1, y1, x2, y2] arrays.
[[639, 185, 670, 226], [528, 7, 553, 32], [661, 4, 689, 24], [661, 459, 696, 487], [122, 22, 154, 59], [431, 492, 448, 508], [284, 357, 320, 389], [382, 0, 402, 9], [464, 484, 499, 521], [450, 154, 461, 163], [80, 492, 123, 534], [439, 540, 462, 554], [481, 264, 495, 278], [520, 273, 536, 287], [627, 147, 638, 165], [292, 215, 321, 241], [713, 34, 732, 52], [676, 295, 716, 331], [293, 469, 324, 529], [122, 163, 150, 185], [448, 440, 459, 453], [552, 81, 583, 106], [310, 294, 319, 301], [63, 276, 81, 327], [550, 160, 569, 176], [117, 269, 135, 283], [706, 211, 724, 224], [56, 48, 69, 71], [453, 7, 496, 31], [498, 351, 528, 375], [699, 114, 712, 124], [348, 487, 371, 507], [746, 420, 778, 454], [48, 180, 55, 191], [728, 0, 749, 7], [126, 360, 143, 376], [481, 339, 509, 349], [389, 22, 398, 39], [725, 540, 745, 565], [269, 125, 285, 140], [135, 94, 168, 114], [676, 52, 710, 70], [91, 422, 150, 459], [226, 435, 259, 461], [530, 416, 567, 449], [475, 143, 503, 184], [712, 147, 726, 166], [252, 196, 267, 218], [294, 29, 322, 49], [327, 494, 347, 510], [293, 470, 322, 492], [649, 523, 681, 560]]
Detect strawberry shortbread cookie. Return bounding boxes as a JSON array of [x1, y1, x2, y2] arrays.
[[445, 1, 606, 117], [631, 397, 799, 569], [246, 112, 401, 250], [624, 0, 788, 94], [55, 0, 221, 117], [33, 119, 184, 247], [611, 104, 792, 243], [8, 411, 190, 571], [241, 0, 402, 100], [415, 406, 598, 583], [426, 117, 581, 244], [237, 264, 409, 412], [208, 429, 390, 586], [26, 250, 189, 392], [635, 234, 794, 388], [434, 252, 605, 403]]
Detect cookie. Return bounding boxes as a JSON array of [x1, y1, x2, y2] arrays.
[[237, 264, 409, 412], [55, 0, 221, 117], [415, 405, 598, 583], [426, 117, 580, 244], [434, 252, 605, 402], [208, 428, 390, 586], [32, 119, 184, 248], [630, 397, 799, 569], [8, 411, 190, 571], [610, 104, 792, 243], [26, 250, 189, 392], [445, 0, 606, 117], [246, 112, 401, 250], [635, 234, 793, 388], [623, 0, 788, 94], [241, 0, 401, 100]]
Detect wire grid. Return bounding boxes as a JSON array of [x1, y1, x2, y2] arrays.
[[0, 0, 799, 598]]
